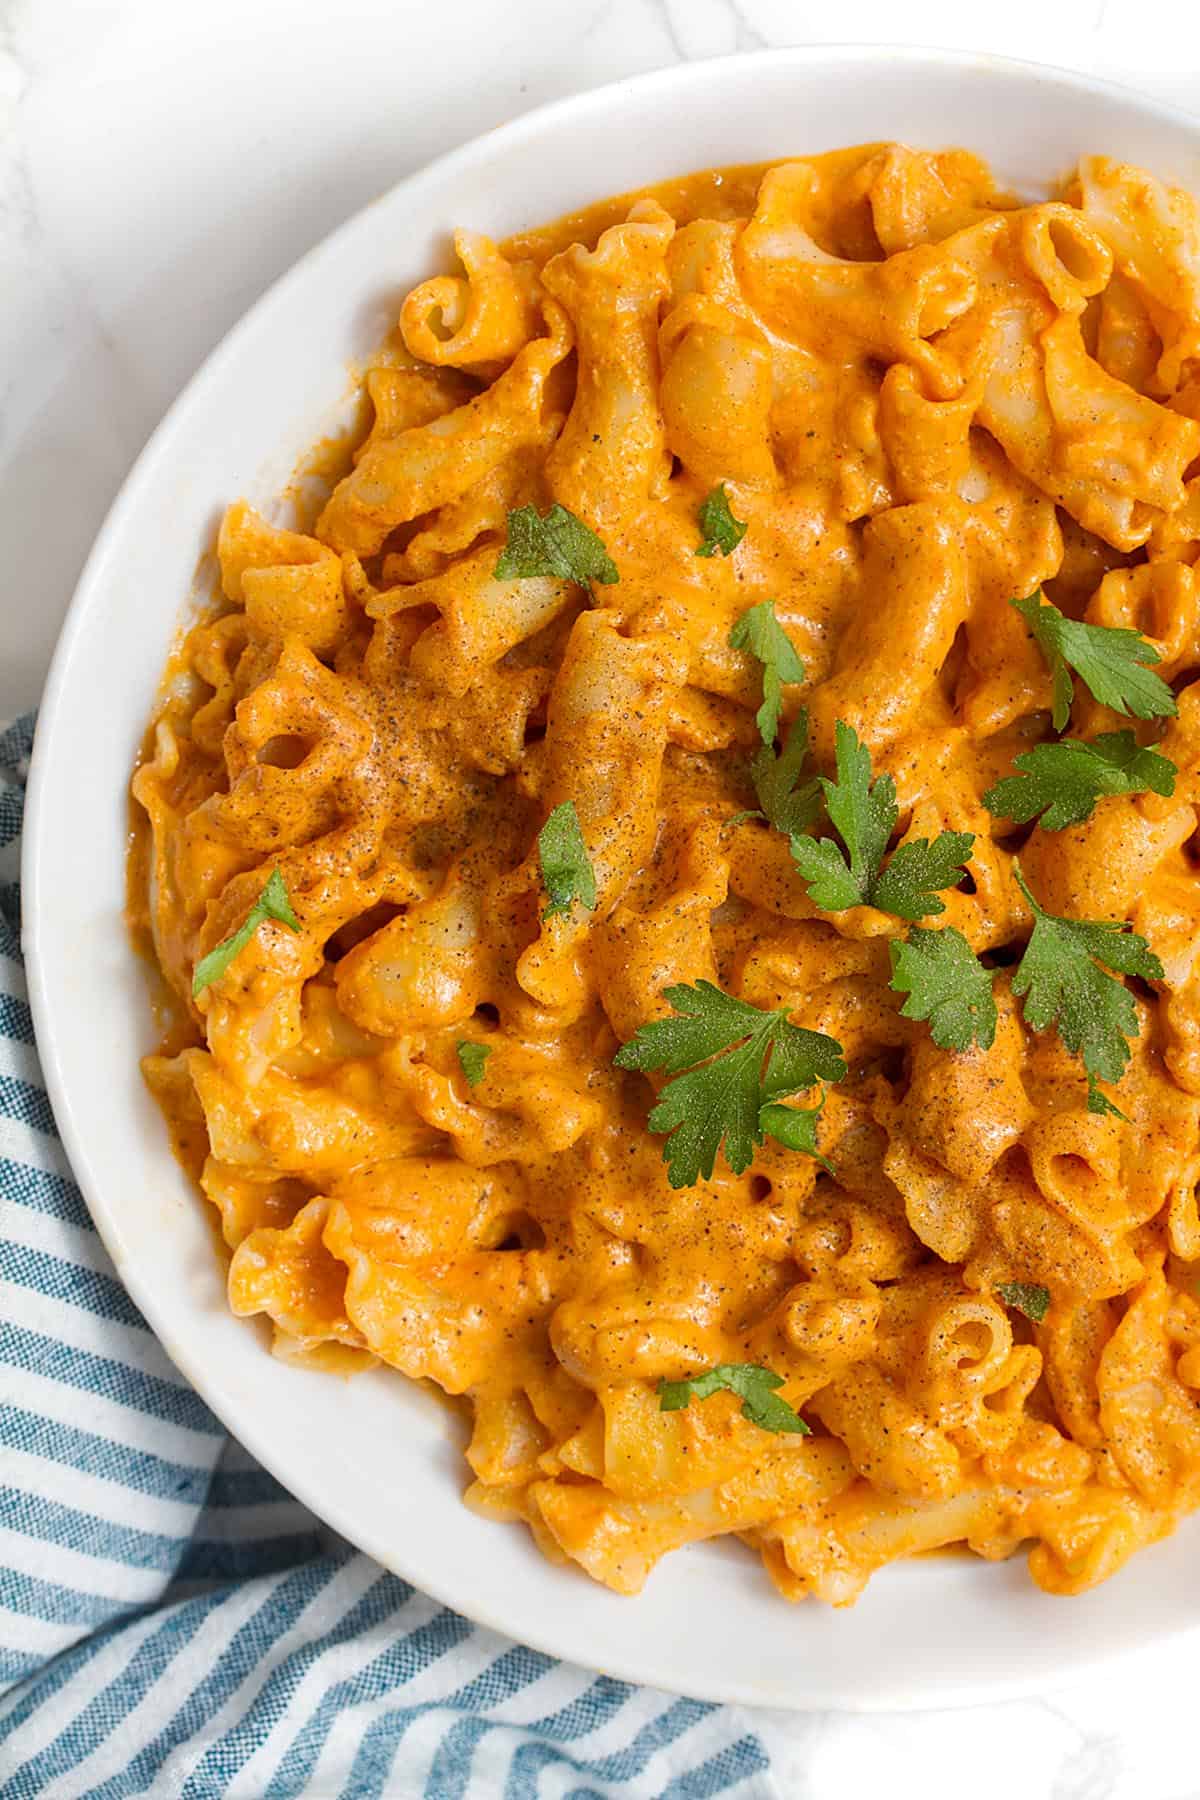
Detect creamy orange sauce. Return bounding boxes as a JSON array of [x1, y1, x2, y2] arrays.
[[133, 142, 1200, 1604]]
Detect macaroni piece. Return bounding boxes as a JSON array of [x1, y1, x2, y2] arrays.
[[133, 144, 1200, 1604]]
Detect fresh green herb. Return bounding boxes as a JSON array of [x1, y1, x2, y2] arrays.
[[456, 1042, 492, 1088], [982, 730, 1176, 832], [889, 926, 998, 1052], [790, 722, 974, 920], [695, 483, 748, 558], [1086, 1085, 1130, 1121], [192, 869, 299, 998], [538, 801, 597, 919], [658, 1362, 810, 1434], [728, 601, 805, 745], [871, 833, 978, 922], [494, 504, 618, 586], [758, 1098, 833, 1175], [1011, 590, 1176, 732], [995, 1281, 1051, 1324], [746, 710, 822, 838], [1011, 862, 1163, 1117], [790, 722, 891, 911], [614, 980, 845, 1189]]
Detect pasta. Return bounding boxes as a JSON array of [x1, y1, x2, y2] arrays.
[[131, 142, 1200, 1606]]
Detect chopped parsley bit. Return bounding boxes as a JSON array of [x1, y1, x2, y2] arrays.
[[1012, 590, 1176, 732], [995, 1281, 1050, 1324], [537, 801, 598, 919], [728, 600, 805, 745], [495, 504, 618, 586], [695, 483, 748, 558], [982, 730, 1176, 832], [456, 1042, 491, 1089], [614, 980, 844, 1189], [658, 1362, 810, 1434], [790, 722, 974, 921], [192, 869, 299, 999], [748, 709, 822, 837], [758, 1097, 833, 1175], [889, 925, 998, 1052], [1011, 861, 1163, 1118]]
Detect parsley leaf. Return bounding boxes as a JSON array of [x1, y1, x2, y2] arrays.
[[1083, 1083, 1129, 1121], [193, 869, 299, 998], [995, 1281, 1050, 1324], [748, 710, 822, 837], [695, 483, 748, 558], [791, 721, 891, 909], [872, 832, 978, 921], [538, 801, 597, 920], [758, 1098, 833, 1175], [456, 1042, 491, 1088], [614, 980, 845, 1188], [1012, 590, 1176, 732], [495, 504, 618, 586], [889, 926, 998, 1052], [983, 730, 1176, 832], [1011, 861, 1163, 1115], [790, 834, 866, 912], [728, 601, 805, 745], [790, 722, 974, 920], [658, 1363, 810, 1434]]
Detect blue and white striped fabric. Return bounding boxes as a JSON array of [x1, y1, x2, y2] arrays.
[[0, 714, 778, 1798]]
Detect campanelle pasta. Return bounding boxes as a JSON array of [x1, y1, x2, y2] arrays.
[[132, 144, 1200, 1605]]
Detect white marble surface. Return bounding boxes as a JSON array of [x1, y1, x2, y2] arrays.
[[4, 1, 1200, 1793]]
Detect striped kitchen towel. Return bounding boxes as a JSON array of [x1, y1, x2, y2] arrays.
[[0, 714, 778, 1799]]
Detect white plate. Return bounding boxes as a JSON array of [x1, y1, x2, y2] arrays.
[[23, 46, 1200, 1712]]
